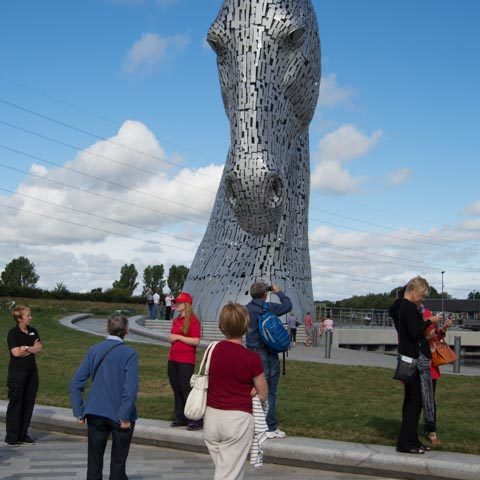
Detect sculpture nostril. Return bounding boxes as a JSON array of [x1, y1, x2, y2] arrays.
[[265, 173, 284, 209], [225, 174, 238, 208]]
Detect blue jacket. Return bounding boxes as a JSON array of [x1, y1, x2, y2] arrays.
[[246, 291, 292, 349], [70, 338, 139, 424]]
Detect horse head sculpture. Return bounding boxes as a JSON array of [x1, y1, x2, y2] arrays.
[[207, 0, 321, 235], [184, 0, 321, 321]]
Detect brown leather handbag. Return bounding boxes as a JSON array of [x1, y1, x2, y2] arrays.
[[431, 339, 457, 366]]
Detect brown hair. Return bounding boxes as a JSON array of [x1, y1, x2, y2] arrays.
[[219, 302, 249, 339], [12, 305, 30, 323]]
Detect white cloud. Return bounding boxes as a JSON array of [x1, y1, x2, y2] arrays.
[[0, 119, 221, 249], [463, 200, 480, 216], [311, 124, 382, 194], [123, 33, 189, 74], [308, 222, 479, 301], [0, 120, 225, 293], [388, 168, 412, 185], [318, 73, 355, 107]]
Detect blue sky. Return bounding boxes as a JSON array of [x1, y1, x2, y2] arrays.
[[0, 0, 479, 301]]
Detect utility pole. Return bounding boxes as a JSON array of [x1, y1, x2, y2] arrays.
[[441, 271, 445, 317]]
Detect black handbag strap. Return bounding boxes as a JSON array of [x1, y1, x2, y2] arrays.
[[92, 342, 123, 381]]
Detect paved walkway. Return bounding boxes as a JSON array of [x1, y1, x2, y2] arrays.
[[0, 426, 401, 480], [65, 314, 480, 376], [1, 402, 479, 480]]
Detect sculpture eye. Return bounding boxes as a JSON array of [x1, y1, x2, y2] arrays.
[[288, 27, 305, 46], [207, 33, 226, 56]]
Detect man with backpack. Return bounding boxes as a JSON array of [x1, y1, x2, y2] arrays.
[[246, 282, 292, 439]]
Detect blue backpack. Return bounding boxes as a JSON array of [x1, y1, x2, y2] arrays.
[[257, 302, 291, 353]]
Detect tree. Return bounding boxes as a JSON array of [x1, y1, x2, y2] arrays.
[[143, 265, 165, 293], [0, 256, 39, 288], [112, 263, 138, 296], [167, 265, 189, 297], [52, 282, 69, 296]]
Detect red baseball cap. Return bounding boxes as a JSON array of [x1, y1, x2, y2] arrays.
[[174, 292, 192, 305]]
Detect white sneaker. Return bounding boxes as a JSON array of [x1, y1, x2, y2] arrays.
[[266, 429, 286, 439]]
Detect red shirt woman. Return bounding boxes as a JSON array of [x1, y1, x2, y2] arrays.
[[167, 292, 201, 429]]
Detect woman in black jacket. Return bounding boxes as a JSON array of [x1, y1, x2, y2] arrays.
[[389, 276, 441, 454]]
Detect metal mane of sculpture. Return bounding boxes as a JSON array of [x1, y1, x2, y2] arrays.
[[183, 0, 321, 321]]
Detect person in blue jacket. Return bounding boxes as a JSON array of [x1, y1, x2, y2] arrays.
[[246, 282, 292, 439], [70, 314, 139, 480]]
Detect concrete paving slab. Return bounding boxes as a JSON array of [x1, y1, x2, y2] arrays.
[[1, 402, 478, 480]]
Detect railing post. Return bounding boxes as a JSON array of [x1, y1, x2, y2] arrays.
[[453, 336, 461, 373], [325, 329, 332, 358], [312, 325, 318, 348]]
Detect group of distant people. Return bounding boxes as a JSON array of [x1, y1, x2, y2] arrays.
[[284, 311, 332, 348], [4, 274, 455, 479], [144, 287, 174, 320]]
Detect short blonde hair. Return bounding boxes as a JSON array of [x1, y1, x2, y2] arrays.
[[405, 276, 430, 296], [12, 305, 30, 323], [219, 303, 249, 339]]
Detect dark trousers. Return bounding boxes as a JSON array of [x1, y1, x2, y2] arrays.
[[86, 414, 134, 480], [165, 306, 172, 320], [167, 360, 194, 424], [397, 371, 423, 450], [5, 368, 38, 443]]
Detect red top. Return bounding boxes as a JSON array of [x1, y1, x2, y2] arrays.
[[426, 323, 448, 379], [207, 340, 264, 414], [168, 314, 201, 365]]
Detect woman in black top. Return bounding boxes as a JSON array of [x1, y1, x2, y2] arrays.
[[389, 276, 440, 454], [5, 305, 43, 446]]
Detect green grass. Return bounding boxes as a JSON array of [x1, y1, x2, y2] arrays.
[[1, 309, 479, 455]]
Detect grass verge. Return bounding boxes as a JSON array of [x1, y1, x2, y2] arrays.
[[1, 310, 479, 455]]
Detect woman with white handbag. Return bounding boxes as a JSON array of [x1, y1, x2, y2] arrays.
[[203, 303, 268, 480]]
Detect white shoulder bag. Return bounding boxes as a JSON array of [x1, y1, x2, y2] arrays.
[[184, 341, 219, 420]]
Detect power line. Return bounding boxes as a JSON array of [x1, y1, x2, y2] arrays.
[[0, 161, 205, 226], [310, 206, 475, 247], [1, 153, 478, 274], [0, 119, 218, 194], [0, 97, 220, 181], [0, 75, 225, 165], [1, 78, 476, 253], [0, 144, 212, 216], [308, 238, 480, 273], [310, 217, 480, 251], [0, 202, 196, 253], [1, 99, 477, 252], [0, 187, 200, 245]]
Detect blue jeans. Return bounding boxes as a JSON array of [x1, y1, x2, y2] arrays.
[[254, 348, 280, 432], [147, 303, 156, 320]]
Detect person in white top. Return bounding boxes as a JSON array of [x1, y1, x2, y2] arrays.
[[153, 291, 160, 319], [323, 317, 334, 330], [165, 293, 174, 320]]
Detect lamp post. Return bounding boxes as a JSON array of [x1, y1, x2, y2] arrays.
[[441, 271, 445, 317]]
